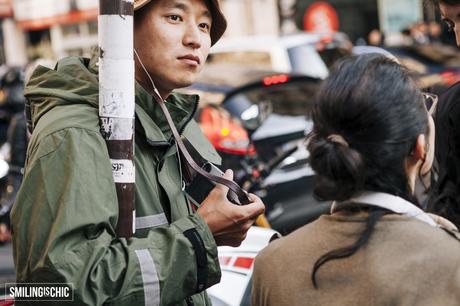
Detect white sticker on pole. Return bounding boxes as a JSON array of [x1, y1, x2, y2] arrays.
[[98, 15, 133, 60], [99, 59, 135, 118], [111, 159, 135, 183], [100, 117, 134, 140]]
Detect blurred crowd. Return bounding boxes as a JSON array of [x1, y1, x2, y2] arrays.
[[366, 21, 446, 47]]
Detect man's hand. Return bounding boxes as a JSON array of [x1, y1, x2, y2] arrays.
[[0, 223, 11, 243], [197, 169, 265, 247]]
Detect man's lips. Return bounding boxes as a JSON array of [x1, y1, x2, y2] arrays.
[[178, 55, 200, 66]]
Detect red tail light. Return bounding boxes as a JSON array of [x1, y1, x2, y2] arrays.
[[263, 74, 289, 86], [199, 106, 256, 156]]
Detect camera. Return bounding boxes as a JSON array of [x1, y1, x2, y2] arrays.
[[185, 162, 247, 206]]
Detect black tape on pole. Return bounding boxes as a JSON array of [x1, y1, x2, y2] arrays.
[[99, 0, 134, 16]]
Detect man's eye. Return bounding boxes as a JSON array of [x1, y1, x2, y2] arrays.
[[168, 15, 182, 22], [199, 23, 210, 31]]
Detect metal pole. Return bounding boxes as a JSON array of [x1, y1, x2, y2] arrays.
[[98, 0, 135, 237]]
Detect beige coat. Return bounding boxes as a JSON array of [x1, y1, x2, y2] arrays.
[[252, 213, 460, 306]]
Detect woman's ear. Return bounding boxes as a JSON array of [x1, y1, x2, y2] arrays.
[[409, 134, 426, 165], [406, 134, 427, 195]]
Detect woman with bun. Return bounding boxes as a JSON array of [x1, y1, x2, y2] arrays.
[[251, 54, 460, 306]]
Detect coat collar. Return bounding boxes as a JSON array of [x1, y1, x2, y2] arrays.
[[331, 192, 438, 228]]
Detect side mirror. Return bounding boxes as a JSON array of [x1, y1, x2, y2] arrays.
[[238, 101, 273, 133]]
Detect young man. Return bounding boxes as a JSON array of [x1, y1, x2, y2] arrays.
[[427, 0, 460, 229], [11, 0, 265, 305]]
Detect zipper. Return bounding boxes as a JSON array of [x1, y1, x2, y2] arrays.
[[186, 297, 195, 306], [178, 95, 199, 136]]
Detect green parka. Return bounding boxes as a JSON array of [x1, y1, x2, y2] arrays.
[[11, 54, 222, 305]]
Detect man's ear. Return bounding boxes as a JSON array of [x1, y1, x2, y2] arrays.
[[409, 134, 426, 165]]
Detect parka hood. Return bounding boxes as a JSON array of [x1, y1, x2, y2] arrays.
[[25, 55, 99, 129]]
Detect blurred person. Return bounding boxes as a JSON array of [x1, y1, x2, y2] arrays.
[[11, 0, 265, 305], [428, 21, 443, 43], [0, 111, 28, 244], [410, 22, 430, 44], [252, 54, 460, 306], [0, 67, 25, 144], [0, 66, 27, 244], [367, 29, 383, 46], [400, 27, 415, 45], [426, 0, 460, 229]]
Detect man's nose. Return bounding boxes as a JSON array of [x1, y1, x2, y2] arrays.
[[183, 23, 202, 49]]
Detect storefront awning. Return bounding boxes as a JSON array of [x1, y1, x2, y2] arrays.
[[16, 8, 98, 30], [13, 0, 98, 30]]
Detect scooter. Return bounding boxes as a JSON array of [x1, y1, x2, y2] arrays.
[[197, 75, 331, 235]]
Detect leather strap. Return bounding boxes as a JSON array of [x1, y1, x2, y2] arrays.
[[148, 88, 251, 205]]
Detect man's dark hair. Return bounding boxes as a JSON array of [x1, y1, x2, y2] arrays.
[[307, 54, 428, 288]]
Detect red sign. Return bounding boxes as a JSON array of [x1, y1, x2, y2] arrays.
[[0, 0, 12, 18], [303, 1, 339, 32]]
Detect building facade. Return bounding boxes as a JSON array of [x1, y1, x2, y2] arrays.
[[0, 0, 430, 66]]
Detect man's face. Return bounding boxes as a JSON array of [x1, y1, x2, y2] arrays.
[[134, 0, 212, 96], [439, 2, 460, 47]]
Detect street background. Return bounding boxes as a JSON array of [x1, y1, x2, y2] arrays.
[[0, 0, 459, 303], [0, 0, 454, 65]]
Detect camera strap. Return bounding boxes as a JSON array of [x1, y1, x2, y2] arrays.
[[148, 88, 251, 205]]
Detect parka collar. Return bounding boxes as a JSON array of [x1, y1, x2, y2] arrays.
[[134, 82, 199, 146]]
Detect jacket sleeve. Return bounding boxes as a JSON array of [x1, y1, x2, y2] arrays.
[[11, 127, 221, 306]]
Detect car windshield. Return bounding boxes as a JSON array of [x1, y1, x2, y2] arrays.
[[287, 45, 329, 79], [224, 77, 320, 117]]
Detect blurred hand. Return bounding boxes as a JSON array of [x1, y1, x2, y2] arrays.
[[427, 213, 458, 231], [197, 169, 265, 247], [0, 223, 11, 243]]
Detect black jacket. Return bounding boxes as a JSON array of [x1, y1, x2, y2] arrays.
[[428, 82, 460, 228]]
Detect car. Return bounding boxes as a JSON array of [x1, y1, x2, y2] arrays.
[[208, 32, 351, 80], [180, 65, 331, 235], [207, 226, 279, 306]]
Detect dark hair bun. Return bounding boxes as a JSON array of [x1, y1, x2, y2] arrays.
[[308, 135, 365, 201], [307, 54, 427, 203]]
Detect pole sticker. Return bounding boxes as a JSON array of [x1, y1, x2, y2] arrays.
[[111, 159, 135, 183], [100, 117, 134, 140]]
